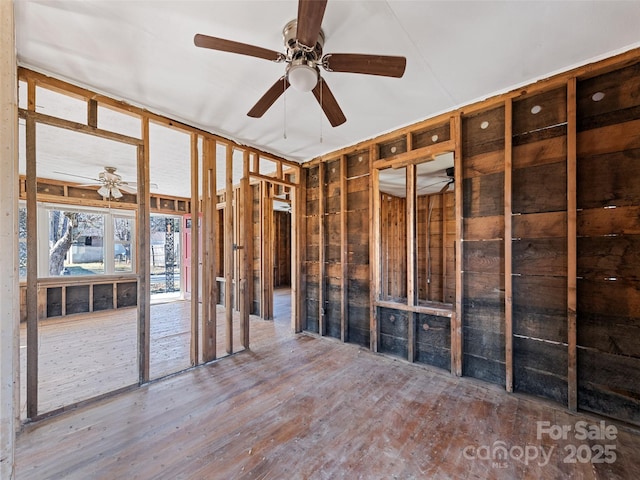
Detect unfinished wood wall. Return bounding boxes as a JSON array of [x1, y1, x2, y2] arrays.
[[417, 191, 455, 303], [303, 50, 640, 426], [251, 184, 261, 315], [302, 151, 371, 345], [575, 62, 640, 424], [461, 105, 506, 385], [511, 87, 569, 404], [380, 193, 407, 301], [273, 210, 291, 287]]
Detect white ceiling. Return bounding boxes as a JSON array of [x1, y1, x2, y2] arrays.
[[14, 0, 640, 171]]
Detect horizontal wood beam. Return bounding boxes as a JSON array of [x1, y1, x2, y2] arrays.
[[249, 171, 298, 188], [374, 300, 453, 318], [373, 139, 455, 170], [19, 108, 142, 146]]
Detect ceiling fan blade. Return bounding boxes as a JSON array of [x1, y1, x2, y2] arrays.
[[194, 34, 283, 62], [76, 183, 101, 187], [296, 0, 327, 49], [52, 171, 101, 182], [124, 182, 158, 190], [247, 77, 290, 118], [323, 53, 407, 78], [118, 184, 138, 194], [312, 78, 346, 127]]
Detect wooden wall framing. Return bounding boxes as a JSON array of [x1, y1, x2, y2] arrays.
[[16, 67, 298, 420], [302, 47, 640, 426]]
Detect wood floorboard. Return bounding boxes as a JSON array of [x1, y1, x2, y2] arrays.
[[16, 304, 640, 479], [19, 301, 250, 418]]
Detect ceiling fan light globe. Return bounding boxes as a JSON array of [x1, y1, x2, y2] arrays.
[[287, 63, 318, 92], [111, 187, 123, 199], [98, 185, 110, 197]]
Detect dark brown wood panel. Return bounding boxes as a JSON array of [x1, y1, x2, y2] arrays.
[[512, 134, 567, 169], [513, 336, 568, 404], [513, 87, 567, 136], [346, 150, 370, 178], [512, 211, 567, 239], [578, 348, 640, 425], [462, 240, 504, 274], [378, 307, 408, 359], [462, 172, 504, 217], [378, 136, 407, 160], [512, 161, 567, 214], [577, 235, 640, 281], [512, 238, 567, 276], [578, 60, 640, 130], [577, 205, 640, 236], [463, 215, 504, 241], [577, 149, 640, 209], [411, 122, 450, 150], [415, 313, 450, 371], [462, 106, 506, 158]]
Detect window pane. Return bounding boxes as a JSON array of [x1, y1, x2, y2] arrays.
[[150, 215, 181, 295], [49, 210, 105, 276], [114, 217, 133, 273]]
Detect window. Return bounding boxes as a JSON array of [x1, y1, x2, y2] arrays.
[[113, 216, 134, 273], [39, 204, 135, 277]]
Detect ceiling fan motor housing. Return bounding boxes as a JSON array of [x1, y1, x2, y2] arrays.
[[283, 19, 324, 57]]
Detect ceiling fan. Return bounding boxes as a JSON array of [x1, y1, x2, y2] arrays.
[[54, 166, 140, 200], [194, 0, 407, 127]]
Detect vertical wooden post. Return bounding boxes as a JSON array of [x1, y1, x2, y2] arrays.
[[452, 114, 463, 376], [370, 145, 380, 352], [504, 100, 514, 393], [407, 164, 417, 363], [201, 138, 217, 361], [295, 166, 306, 333], [567, 78, 578, 411], [25, 79, 38, 419], [318, 161, 326, 336], [224, 144, 234, 354], [0, 4, 19, 472], [138, 117, 151, 383], [190, 133, 200, 365], [441, 192, 447, 303], [240, 150, 251, 349], [340, 155, 348, 342], [87, 98, 98, 128], [260, 181, 274, 320]]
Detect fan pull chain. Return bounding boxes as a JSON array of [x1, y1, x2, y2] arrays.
[[283, 77, 287, 140]]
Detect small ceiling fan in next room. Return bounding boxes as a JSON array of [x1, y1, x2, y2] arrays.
[[54, 166, 144, 200], [194, 0, 407, 127]]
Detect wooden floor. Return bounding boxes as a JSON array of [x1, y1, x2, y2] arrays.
[[19, 300, 249, 418], [16, 301, 640, 479]]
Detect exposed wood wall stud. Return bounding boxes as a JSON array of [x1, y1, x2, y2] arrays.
[[567, 78, 578, 411], [504, 99, 514, 393]]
